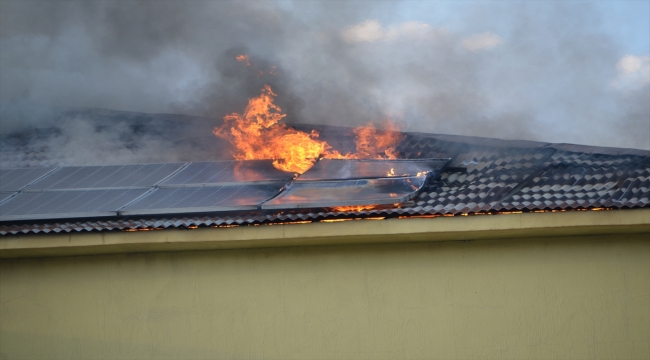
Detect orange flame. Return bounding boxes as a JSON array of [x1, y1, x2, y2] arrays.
[[213, 85, 333, 174], [235, 54, 251, 66], [349, 121, 403, 159], [214, 80, 404, 174]]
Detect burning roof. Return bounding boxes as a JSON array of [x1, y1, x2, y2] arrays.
[[0, 72, 649, 234], [1, 129, 649, 235], [213, 84, 404, 174]]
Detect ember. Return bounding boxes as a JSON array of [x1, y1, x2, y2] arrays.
[[329, 205, 378, 212]]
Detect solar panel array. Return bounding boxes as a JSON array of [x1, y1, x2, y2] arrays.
[[0, 189, 150, 221], [265, 158, 447, 209], [27, 163, 184, 190], [124, 160, 288, 215], [262, 176, 428, 209], [160, 161, 292, 186], [297, 158, 449, 181], [0, 167, 56, 191], [0, 161, 290, 220], [121, 184, 284, 215], [0, 158, 448, 221], [0, 163, 186, 221]]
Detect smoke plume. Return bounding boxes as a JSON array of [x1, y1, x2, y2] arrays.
[[1, 0, 648, 166]]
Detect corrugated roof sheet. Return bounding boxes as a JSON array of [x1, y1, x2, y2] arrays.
[[1, 130, 649, 235]]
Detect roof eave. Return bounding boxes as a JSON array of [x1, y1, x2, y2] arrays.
[[1, 207, 648, 259]]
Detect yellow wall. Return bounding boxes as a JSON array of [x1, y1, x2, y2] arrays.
[[1, 232, 648, 359]]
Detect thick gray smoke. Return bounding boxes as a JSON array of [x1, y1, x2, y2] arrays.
[[1, 0, 648, 166]]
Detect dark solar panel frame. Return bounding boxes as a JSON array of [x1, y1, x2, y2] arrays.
[[0, 189, 150, 221], [0, 167, 57, 192], [261, 175, 428, 210], [26, 163, 185, 191], [159, 160, 293, 187], [296, 158, 450, 181], [120, 182, 285, 216]]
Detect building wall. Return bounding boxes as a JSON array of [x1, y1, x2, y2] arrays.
[[1, 232, 648, 359]]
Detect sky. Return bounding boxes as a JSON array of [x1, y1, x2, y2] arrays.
[[1, 0, 648, 152]]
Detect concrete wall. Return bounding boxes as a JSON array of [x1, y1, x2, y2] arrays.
[[1, 232, 648, 359]]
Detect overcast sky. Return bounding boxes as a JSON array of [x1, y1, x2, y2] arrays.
[[1, 0, 648, 149]]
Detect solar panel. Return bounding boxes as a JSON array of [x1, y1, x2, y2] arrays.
[[0, 167, 56, 191], [0, 189, 150, 221], [120, 183, 285, 215], [261, 175, 428, 209], [26, 163, 184, 190], [297, 158, 450, 181], [159, 160, 293, 186], [0, 192, 17, 204]]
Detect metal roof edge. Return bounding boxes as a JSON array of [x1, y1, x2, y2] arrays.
[[1, 208, 648, 259]]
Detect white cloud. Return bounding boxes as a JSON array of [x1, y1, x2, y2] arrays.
[[461, 32, 503, 51], [341, 20, 446, 43], [341, 20, 384, 43], [611, 55, 650, 91]]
